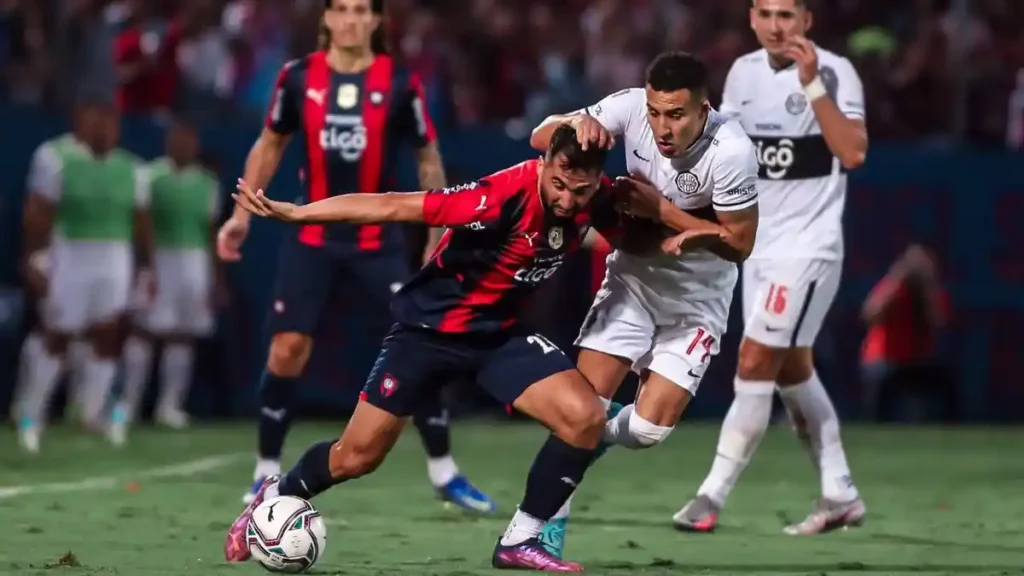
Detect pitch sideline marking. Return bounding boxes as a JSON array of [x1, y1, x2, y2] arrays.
[[0, 453, 246, 500]]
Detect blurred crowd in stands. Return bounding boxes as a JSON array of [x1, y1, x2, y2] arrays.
[[2, 0, 1023, 145]]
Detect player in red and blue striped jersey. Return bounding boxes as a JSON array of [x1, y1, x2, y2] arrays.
[[215, 0, 492, 512], [225, 126, 666, 571]]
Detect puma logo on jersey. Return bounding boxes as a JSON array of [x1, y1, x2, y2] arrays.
[[306, 88, 326, 105]]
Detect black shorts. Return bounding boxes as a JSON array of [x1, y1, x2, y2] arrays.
[[360, 323, 576, 416], [268, 239, 411, 337]]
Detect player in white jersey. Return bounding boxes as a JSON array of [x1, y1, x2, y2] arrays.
[[112, 117, 224, 443], [17, 100, 155, 453], [674, 0, 869, 535], [528, 52, 760, 558]]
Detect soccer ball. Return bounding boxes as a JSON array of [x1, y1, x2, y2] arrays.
[[247, 495, 326, 573]]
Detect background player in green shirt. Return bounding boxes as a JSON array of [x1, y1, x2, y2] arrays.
[[17, 99, 155, 453], [115, 117, 225, 442]]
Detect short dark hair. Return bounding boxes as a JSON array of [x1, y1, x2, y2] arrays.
[[751, 0, 811, 8], [546, 124, 607, 173], [645, 52, 709, 95]]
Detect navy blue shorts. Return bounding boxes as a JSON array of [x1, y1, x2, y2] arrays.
[[269, 238, 411, 336], [361, 323, 576, 416]]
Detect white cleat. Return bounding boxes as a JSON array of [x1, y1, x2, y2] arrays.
[[784, 498, 866, 535], [18, 423, 41, 454], [155, 407, 190, 430]]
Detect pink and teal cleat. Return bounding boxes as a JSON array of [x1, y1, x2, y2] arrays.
[[492, 538, 583, 572], [224, 475, 279, 562]]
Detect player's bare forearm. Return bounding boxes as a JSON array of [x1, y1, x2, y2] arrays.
[[22, 195, 53, 256], [133, 210, 155, 268], [709, 205, 758, 263], [657, 200, 721, 235], [811, 98, 867, 169], [235, 129, 290, 219], [417, 142, 448, 255], [291, 192, 427, 224]]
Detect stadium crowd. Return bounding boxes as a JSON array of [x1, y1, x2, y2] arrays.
[[1, 0, 1022, 144]]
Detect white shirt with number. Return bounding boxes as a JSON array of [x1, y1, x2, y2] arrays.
[[720, 47, 865, 261], [581, 88, 758, 326]]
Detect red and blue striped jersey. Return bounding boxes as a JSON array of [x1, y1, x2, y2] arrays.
[[391, 159, 621, 334], [266, 51, 436, 253]]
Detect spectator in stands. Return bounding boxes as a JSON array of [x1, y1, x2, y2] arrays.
[[860, 244, 956, 422]]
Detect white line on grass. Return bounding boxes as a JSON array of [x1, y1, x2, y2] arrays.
[[0, 453, 246, 500]]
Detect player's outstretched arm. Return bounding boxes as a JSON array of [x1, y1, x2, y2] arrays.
[[234, 179, 428, 224]]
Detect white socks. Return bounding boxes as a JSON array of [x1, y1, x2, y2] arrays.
[[501, 509, 544, 546], [426, 454, 459, 487], [697, 378, 774, 506], [157, 343, 194, 416], [19, 337, 64, 425], [778, 372, 858, 502], [121, 335, 154, 422], [121, 338, 195, 421], [79, 351, 117, 425]]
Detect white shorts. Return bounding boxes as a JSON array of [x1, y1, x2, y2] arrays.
[[741, 258, 841, 348], [135, 250, 214, 337], [575, 275, 724, 396], [45, 242, 133, 334]]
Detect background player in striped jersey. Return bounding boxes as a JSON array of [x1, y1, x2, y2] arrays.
[[111, 117, 226, 444], [216, 0, 493, 512], [675, 0, 869, 535], [225, 125, 669, 571]]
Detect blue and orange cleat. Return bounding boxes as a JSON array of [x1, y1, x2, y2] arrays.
[[539, 401, 622, 559], [492, 537, 583, 572], [437, 475, 497, 514], [225, 475, 279, 562]]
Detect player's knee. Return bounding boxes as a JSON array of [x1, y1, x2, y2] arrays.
[[776, 348, 814, 386], [268, 333, 312, 377], [736, 339, 783, 380], [627, 410, 673, 448], [556, 396, 607, 449], [327, 438, 385, 480]]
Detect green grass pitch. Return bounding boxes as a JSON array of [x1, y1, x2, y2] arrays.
[[0, 422, 1022, 575]]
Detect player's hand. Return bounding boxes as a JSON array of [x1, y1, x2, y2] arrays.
[[568, 115, 614, 150], [233, 179, 300, 222], [783, 36, 820, 86], [216, 214, 250, 262], [661, 228, 725, 256], [615, 175, 667, 221]]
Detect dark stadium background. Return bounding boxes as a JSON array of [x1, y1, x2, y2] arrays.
[[0, 0, 1022, 422]]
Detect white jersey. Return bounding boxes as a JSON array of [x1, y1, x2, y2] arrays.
[[582, 88, 758, 319], [721, 47, 865, 261]]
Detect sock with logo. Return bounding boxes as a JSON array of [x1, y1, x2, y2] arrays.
[[505, 434, 593, 544], [413, 393, 458, 486], [778, 372, 859, 502], [276, 440, 344, 500], [120, 335, 154, 422], [697, 378, 774, 506], [551, 397, 611, 521], [257, 370, 300, 462]]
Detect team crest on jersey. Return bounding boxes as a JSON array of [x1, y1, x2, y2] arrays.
[[675, 171, 701, 195], [380, 374, 398, 397], [785, 92, 808, 115], [337, 84, 359, 109], [548, 227, 563, 249], [369, 91, 384, 106]]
